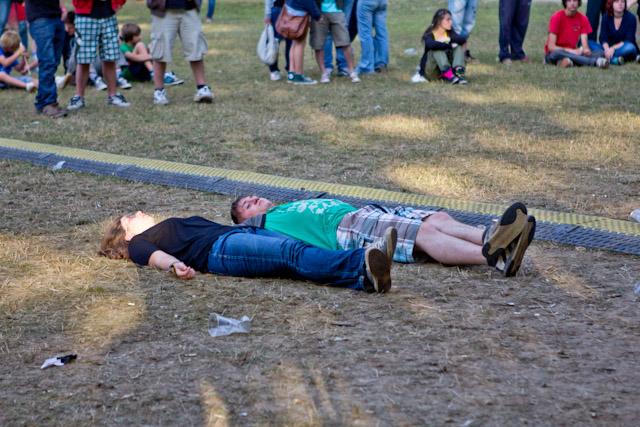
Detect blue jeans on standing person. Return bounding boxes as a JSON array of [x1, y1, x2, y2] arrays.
[[323, 0, 355, 73], [448, 0, 478, 38], [356, 0, 389, 74], [588, 40, 637, 61], [207, 228, 369, 291], [498, 0, 531, 61], [207, 0, 215, 19], [0, 0, 11, 34], [28, 17, 65, 111], [268, 6, 292, 73]]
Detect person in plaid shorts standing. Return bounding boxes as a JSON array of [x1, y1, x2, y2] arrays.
[[67, 0, 130, 110]]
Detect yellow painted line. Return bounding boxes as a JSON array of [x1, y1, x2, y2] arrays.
[[2, 137, 640, 236]]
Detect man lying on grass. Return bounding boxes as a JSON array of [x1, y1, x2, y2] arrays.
[[99, 212, 395, 293], [231, 198, 536, 277]]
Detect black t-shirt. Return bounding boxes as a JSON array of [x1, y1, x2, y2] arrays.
[[165, 0, 196, 11], [87, 0, 115, 18], [24, 0, 62, 23], [128, 217, 238, 273]]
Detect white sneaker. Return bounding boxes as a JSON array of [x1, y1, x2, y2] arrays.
[[117, 76, 132, 89], [153, 88, 169, 105], [106, 93, 131, 108], [56, 74, 73, 90], [411, 72, 427, 83], [320, 71, 331, 84], [25, 82, 37, 93], [270, 71, 282, 81], [194, 85, 214, 103], [596, 57, 609, 69], [350, 71, 361, 83], [94, 76, 107, 91]]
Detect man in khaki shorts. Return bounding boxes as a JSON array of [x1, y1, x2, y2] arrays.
[[230, 197, 537, 277], [147, 0, 214, 105], [309, 0, 361, 83]]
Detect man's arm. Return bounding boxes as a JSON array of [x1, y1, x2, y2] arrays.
[[148, 250, 196, 279], [580, 33, 591, 56], [547, 32, 583, 55]]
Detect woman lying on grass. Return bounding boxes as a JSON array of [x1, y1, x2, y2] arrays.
[[416, 9, 468, 84], [99, 212, 393, 293]]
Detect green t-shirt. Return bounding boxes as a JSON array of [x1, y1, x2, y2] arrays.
[[264, 199, 357, 250], [119, 42, 134, 56]]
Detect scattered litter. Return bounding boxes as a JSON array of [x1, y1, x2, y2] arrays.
[[506, 302, 515, 306], [513, 312, 521, 315], [40, 354, 77, 369], [594, 167, 601, 171], [208, 313, 251, 337], [128, 303, 135, 306], [373, 105, 381, 110], [630, 209, 640, 223], [240, 412, 248, 417], [32, 121, 40, 125], [268, 119, 277, 124], [534, 313, 540, 317], [52, 161, 65, 171], [404, 48, 418, 55], [333, 337, 345, 341], [634, 282, 640, 296]]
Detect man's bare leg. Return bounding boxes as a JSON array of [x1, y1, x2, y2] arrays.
[[423, 212, 483, 245], [414, 221, 487, 265]]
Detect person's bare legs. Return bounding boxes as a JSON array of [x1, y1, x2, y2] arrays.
[[0, 72, 34, 89], [314, 49, 326, 74], [414, 221, 487, 265], [101, 61, 117, 97], [342, 45, 356, 73], [291, 35, 307, 74], [134, 42, 154, 72], [423, 212, 483, 245], [189, 60, 206, 86], [153, 60, 167, 89], [75, 63, 91, 97]]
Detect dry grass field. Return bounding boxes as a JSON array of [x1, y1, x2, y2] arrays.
[[1, 0, 639, 425]]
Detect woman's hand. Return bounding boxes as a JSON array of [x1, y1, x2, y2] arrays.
[[172, 262, 196, 279]]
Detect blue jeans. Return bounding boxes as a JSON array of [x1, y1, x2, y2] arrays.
[[207, 228, 368, 291], [498, 0, 531, 60], [207, 0, 215, 19], [0, 0, 11, 36], [28, 17, 65, 110], [588, 40, 637, 60], [356, 0, 389, 73], [323, 0, 355, 71], [268, 6, 292, 73], [448, 0, 478, 38]]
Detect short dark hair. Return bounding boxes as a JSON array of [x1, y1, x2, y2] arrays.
[[230, 194, 251, 224], [562, 0, 582, 8], [64, 11, 75, 26], [605, 0, 625, 15], [120, 23, 141, 43], [98, 216, 130, 260]]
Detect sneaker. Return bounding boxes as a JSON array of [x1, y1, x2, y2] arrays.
[[374, 65, 387, 73], [465, 49, 480, 63], [325, 67, 334, 76], [37, 102, 68, 118], [153, 88, 169, 105], [25, 82, 36, 93], [270, 71, 282, 81], [611, 56, 624, 66], [557, 58, 573, 68], [117, 76, 132, 89], [453, 66, 468, 84], [514, 56, 532, 62], [439, 68, 459, 84], [481, 202, 528, 264], [411, 72, 427, 83], [596, 57, 609, 69], [320, 71, 331, 84], [637, 54, 640, 63], [293, 74, 317, 85], [194, 85, 214, 103], [364, 247, 392, 293], [164, 71, 184, 86], [93, 76, 107, 91], [206, 17, 212, 23], [500, 215, 536, 277], [67, 95, 85, 110], [107, 93, 131, 108], [56, 73, 73, 90], [381, 227, 398, 263], [336, 68, 349, 77], [287, 71, 295, 84], [501, 58, 512, 65], [350, 71, 361, 83]]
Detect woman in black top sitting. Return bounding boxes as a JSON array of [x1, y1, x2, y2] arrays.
[[418, 9, 468, 84]]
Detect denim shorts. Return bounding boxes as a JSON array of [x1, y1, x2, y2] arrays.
[[310, 12, 350, 50], [150, 9, 208, 62], [75, 15, 121, 64]]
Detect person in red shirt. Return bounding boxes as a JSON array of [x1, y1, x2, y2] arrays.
[[544, 0, 609, 68]]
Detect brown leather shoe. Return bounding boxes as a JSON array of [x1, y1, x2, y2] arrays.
[[38, 103, 68, 118]]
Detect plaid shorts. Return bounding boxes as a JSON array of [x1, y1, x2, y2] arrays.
[[74, 15, 121, 64], [336, 205, 437, 263]]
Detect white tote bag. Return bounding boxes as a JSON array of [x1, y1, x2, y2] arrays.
[[257, 24, 278, 65]]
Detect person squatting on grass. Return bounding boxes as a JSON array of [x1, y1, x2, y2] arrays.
[[100, 212, 395, 293], [543, 0, 610, 68], [67, 0, 131, 111], [231, 197, 537, 277], [0, 30, 38, 92], [309, 0, 361, 84], [147, 0, 214, 105], [284, 0, 323, 85], [415, 9, 468, 84], [587, 0, 639, 65]]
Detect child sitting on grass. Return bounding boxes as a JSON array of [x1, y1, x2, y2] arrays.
[[0, 30, 37, 92], [119, 22, 183, 85], [414, 9, 468, 84]]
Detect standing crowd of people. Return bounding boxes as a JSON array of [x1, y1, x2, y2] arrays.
[[1, 0, 639, 115]]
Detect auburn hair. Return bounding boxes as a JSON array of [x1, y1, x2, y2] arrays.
[[98, 216, 130, 260]]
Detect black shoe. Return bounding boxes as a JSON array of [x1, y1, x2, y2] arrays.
[[495, 215, 536, 277], [453, 66, 468, 84], [465, 49, 480, 63]]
